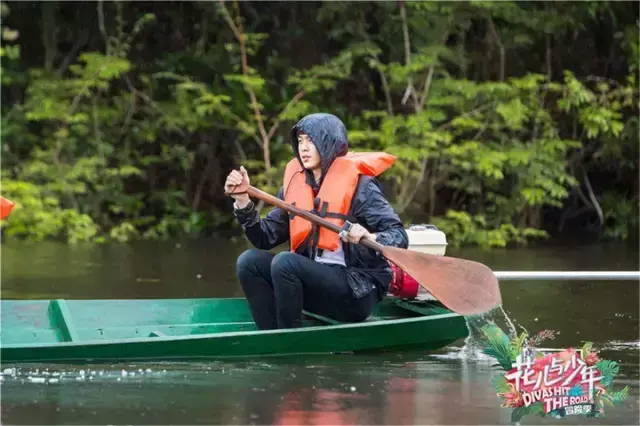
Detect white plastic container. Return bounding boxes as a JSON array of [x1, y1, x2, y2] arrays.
[[406, 224, 447, 255], [402, 224, 447, 301]]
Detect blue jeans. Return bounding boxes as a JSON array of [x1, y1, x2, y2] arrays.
[[236, 249, 378, 329]]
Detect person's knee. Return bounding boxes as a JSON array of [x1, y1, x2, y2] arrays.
[[236, 248, 265, 278], [270, 251, 300, 277]]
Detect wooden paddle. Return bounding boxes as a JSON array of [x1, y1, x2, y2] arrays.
[[233, 185, 501, 316]]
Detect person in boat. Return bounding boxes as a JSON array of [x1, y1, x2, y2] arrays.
[[225, 113, 408, 330]]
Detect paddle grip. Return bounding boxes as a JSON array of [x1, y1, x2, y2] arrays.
[[246, 186, 385, 253]]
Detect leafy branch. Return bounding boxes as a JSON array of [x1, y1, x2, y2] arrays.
[[217, 0, 272, 168], [217, 0, 306, 174]]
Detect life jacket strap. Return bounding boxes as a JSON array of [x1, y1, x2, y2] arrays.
[[288, 202, 297, 220], [309, 198, 327, 258], [290, 197, 355, 258]]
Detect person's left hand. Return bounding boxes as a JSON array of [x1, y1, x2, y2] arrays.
[[341, 223, 376, 244]]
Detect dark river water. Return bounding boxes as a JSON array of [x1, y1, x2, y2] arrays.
[[1, 238, 638, 425]]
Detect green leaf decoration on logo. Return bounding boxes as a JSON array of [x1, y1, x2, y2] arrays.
[[509, 331, 529, 360], [595, 359, 619, 387], [580, 341, 594, 359], [607, 386, 630, 405], [481, 323, 514, 371], [568, 385, 583, 397], [492, 375, 511, 394], [511, 402, 544, 423], [548, 409, 563, 419]]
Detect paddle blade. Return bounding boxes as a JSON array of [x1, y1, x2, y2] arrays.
[[380, 246, 501, 316]]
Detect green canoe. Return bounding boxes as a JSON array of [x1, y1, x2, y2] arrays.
[[1, 297, 468, 363]]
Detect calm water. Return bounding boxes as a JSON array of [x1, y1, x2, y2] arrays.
[[1, 238, 639, 425]]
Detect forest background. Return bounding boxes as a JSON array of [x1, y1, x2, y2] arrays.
[[1, 0, 638, 248]]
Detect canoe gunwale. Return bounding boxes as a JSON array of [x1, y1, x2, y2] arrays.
[[2, 311, 463, 349]]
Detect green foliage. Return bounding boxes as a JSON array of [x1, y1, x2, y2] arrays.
[[600, 192, 638, 240], [431, 210, 547, 248], [288, 43, 369, 93], [1, 6, 187, 243], [350, 68, 594, 246], [0, 1, 637, 245], [1, 177, 99, 243]]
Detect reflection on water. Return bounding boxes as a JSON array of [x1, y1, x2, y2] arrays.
[[1, 239, 639, 424], [2, 347, 638, 425]]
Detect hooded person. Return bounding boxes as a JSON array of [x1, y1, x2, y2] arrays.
[[225, 113, 408, 330]]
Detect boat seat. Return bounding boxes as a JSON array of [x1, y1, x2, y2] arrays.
[[302, 310, 381, 325], [303, 310, 340, 325]]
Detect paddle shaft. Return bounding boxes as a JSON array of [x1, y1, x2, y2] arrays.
[[246, 186, 386, 252]]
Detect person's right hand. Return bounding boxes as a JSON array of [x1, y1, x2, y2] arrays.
[[224, 166, 250, 206]]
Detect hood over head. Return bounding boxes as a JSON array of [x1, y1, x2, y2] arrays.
[[290, 113, 348, 186]]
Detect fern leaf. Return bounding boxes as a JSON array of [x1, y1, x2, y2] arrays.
[[510, 331, 529, 359], [609, 386, 630, 405], [481, 324, 514, 370], [600, 393, 616, 407]]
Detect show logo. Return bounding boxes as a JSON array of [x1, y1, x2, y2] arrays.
[[481, 324, 629, 423]]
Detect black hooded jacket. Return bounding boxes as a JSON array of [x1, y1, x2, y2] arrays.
[[233, 113, 409, 300]]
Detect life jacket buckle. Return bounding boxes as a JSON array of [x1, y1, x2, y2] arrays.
[[338, 221, 353, 239]]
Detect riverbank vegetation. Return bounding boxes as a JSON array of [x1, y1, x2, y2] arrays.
[[1, 1, 637, 247]]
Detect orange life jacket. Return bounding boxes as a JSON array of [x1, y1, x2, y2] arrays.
[[0, 196, 15, 220], [282, 151, 396, 253]]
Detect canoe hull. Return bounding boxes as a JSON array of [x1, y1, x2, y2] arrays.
[[1, 298, 468, 363]]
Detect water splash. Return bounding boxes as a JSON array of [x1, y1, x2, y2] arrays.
[[436, 304, 524, 362], [498, 305, 519, 337]]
